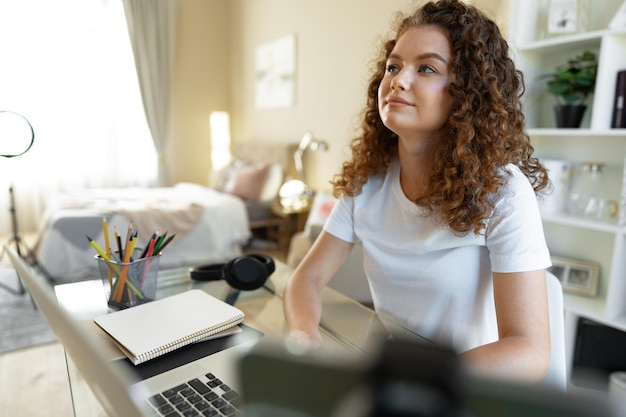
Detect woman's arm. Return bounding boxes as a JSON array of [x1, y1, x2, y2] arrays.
[[283, 231, 354, 348], [461, 269, 551, 383]]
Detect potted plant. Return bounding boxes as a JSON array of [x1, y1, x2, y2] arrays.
[[541, 50, 598, 128]]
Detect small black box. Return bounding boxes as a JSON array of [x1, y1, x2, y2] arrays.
[[572, 318, 626, 390]]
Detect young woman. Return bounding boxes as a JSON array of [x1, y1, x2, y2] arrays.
[[283, 0, 552, 384]]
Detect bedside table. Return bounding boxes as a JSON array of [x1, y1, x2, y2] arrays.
[[270, 201, 311, 251]]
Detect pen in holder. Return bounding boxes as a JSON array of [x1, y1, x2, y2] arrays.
[[96, 248, 160, 310]]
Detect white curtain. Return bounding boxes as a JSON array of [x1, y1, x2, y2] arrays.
[[0, 0, 158, 237], [122, 0, 177, 187]]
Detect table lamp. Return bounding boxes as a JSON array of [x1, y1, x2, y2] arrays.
[[279, 130, 328, 210]]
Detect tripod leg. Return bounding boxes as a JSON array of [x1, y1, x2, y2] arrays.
[[0, 245, 26, 295], [19, 241, 56, 285], [0, 185, 28, 295]]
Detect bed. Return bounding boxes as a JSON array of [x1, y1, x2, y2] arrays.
[[32, 142, 295, 283]]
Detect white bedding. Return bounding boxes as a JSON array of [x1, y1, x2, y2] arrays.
[[33, 183, 251, 283]]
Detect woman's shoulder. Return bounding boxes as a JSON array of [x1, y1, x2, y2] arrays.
[[496, 163, 537, 201], [501, 164, 532, 187]]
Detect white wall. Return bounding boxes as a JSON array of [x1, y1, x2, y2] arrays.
[[170, 0, 509, 189], [228, 0, 414, 192], [168, 0, 231, 185]]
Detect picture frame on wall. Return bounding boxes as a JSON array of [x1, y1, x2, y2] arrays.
[[547, 0, 579, 34], [548, 256, 600, 297], [255, 34, 297, 109]]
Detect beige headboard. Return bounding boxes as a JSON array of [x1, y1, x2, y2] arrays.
[[232, 141, 297, 179]]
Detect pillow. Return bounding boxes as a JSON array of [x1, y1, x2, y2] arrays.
[[258, 163, 283, 202], [213, 161, 241, 190], [223, 162, 270, 201]]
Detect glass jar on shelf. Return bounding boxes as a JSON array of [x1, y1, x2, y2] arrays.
[[567, 162, 619, 222]]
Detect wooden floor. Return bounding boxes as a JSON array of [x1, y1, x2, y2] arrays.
[[0, 242, 288, 416], [0, 342, 74, 416], [0, 234, 74, 415]]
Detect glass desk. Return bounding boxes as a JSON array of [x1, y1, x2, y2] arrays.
[[54, 260, 428, 417]]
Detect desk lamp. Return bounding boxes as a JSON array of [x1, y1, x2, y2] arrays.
[[279, 131, 328, 210]]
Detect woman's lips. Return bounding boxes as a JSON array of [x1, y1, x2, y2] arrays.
[[386, 96, 413, 106]]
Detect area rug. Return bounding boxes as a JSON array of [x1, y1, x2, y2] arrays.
[[0, 262, 57, 354]]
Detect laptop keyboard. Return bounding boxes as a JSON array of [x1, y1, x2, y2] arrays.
[[147, 372, 241, 416]]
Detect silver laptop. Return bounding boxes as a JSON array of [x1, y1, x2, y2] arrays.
[[5, 243, 260, 417]]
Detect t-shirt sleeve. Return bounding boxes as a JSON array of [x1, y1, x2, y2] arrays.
[[323, 194, 358, 244], [486, 167, 552, 273]]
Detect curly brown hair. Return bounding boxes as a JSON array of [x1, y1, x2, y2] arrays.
[[331, 0, 549, 236]]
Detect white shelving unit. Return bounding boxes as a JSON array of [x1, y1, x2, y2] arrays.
[[508, 0, 626, 391]]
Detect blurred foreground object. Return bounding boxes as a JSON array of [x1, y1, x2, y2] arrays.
[[239, 337, 618, 417]]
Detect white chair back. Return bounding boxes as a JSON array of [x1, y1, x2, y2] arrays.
[[537, 271, 567, 391]]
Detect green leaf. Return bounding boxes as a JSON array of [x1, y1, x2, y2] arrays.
[[540, 50, 597, 104]]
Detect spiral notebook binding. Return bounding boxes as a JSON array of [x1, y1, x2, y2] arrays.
[[137, 315, 244, 364]]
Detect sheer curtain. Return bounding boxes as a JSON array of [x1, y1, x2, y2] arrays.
[[0, 0, 157, 237], [122, 0, 176, 187]]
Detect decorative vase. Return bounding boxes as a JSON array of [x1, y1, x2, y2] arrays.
[[554, 104, 587, 128]]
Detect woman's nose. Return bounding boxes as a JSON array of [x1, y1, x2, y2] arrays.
[[390, 71, 410, 91]]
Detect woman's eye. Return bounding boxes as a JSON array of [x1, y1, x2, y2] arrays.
[[418, 65, 436, 74], [386, 64, 399, 73]]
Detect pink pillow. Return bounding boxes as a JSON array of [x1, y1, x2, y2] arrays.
[[223, 163, 270, 201]]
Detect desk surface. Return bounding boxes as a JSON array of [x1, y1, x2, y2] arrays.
[[55, 259, 427, 417]]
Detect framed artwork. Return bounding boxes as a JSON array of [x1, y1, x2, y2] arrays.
[[255, 34, 296, 109], [548, 0, 579, 33], [548, 256, 600, 297]]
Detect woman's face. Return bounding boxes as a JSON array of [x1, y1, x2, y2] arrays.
[[378, 25, 454, 142]]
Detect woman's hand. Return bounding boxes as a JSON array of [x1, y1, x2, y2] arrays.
[[285, 329, 323, 352], [283, 232, 354, 351]]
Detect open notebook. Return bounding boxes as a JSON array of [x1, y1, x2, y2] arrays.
[[94, 289, 245, 365]]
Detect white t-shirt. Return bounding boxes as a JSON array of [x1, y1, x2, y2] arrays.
[[324, 159, 551, 352]]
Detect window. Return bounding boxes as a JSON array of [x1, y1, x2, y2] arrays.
[[0, 0, 157, 235]]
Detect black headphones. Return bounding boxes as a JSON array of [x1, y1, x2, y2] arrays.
[[189, 253, 275, 291]]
